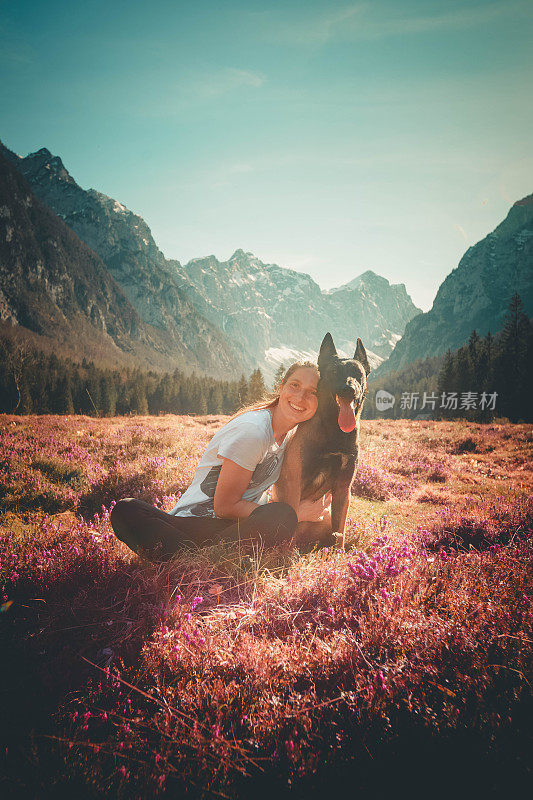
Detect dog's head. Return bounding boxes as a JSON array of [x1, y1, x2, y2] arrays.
[[317, 332, 370, 433]]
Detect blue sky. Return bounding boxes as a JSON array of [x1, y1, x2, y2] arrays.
[[1, 0, 532, 309]]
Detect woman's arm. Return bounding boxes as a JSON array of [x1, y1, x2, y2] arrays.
[[273, 489, 332, 523], [213, 458, 261, 519], [274, 434, 302, 511]]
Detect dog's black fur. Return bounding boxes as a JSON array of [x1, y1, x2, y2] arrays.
[[278, 332, 370, 549]]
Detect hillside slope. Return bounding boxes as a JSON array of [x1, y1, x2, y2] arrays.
[[1, 143, 242, 377], [0, 150, 236, 376], [377, 195, 533, 375]]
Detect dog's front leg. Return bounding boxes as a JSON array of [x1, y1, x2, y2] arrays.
[[330, 483, 351, 550]]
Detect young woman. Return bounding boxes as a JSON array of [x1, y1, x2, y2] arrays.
[[110, 362, 327, 560]]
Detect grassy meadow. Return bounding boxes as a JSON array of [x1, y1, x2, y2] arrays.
[[1, 414, 532, 799]]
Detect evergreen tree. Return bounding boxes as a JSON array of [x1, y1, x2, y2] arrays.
[[54, 375, 74, 415], [273, 363, 286, 390], [36, 361, 51, 414], [437, 350, 454, 404], [237, 374, 248, 407], [116, 381, 131, 416], [485, 331, 494, 373], [100, 374, 117, 416], [20, 377, 33, 414], [468, 330, 486, 400], [493, 293, 530, 421], [208, 384, 223, 414], [191, 382, 207, 414], [0, 340, 16, 411], [468, 329, 480, 356], [132, 379, 149, 415], [160, 374, 174, 413], [223, 383, 239, 414], [247, 369, 267, 403], [150, 378, 163, 415], [454, 346, 471, 397], [86, 364, 102, 415]]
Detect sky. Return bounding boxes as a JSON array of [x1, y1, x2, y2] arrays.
[[1, 0, 532, 310]]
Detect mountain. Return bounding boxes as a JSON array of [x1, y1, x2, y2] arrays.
[[324, 269, 418, 357], [4, 143, 421, 381], [1, 143, 242, 377], [376, 195, 533, 376], [0, 149, 238, 376], [174, 251, 421, 379]]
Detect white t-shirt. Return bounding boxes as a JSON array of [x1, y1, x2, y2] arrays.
[[168, 409, 293, 518]]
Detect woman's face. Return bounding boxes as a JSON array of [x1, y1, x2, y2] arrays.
[[278, 367, 319, 426]]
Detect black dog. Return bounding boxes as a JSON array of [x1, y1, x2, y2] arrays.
[[278, 332, 370, 549]]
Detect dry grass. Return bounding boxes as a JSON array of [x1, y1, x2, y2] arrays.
[[0, 414, 532, 799]]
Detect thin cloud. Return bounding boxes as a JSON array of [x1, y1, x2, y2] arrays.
[[189, 67, 266, 98], [263, 5, 362, 46], [134, 67, 266, 117], [257, 1, 532, 46], [212, 147, 503, 177], [454, 223, 468, 241], [212, 161, 255, 188]]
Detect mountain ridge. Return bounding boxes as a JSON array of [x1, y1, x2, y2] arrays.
[[375, 193, 533, 376], [175, 248, 421, 377], [3, 142, 422, 380], [1, 141, 243, 376], [0, 148, 243, 377]]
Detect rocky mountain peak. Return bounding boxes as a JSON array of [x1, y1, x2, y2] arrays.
[[228, 248, 265, 273], [327, 269, 408, 298], [22, 147, 76, 187], [229, 248, 249, 260], [350, 270, 390, 292], [513, 193, 533, 207], [0, 141, 19, 162], [489, 192, 533, 241]]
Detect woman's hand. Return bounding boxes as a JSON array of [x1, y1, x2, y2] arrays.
[[297, 492, 332, 523]]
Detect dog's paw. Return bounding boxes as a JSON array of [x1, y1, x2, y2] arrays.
[[331, 532, 345, 549]]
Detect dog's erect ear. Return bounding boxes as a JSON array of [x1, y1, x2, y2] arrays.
[[318, 332, 337, 368], [354, 338, 371, 375]]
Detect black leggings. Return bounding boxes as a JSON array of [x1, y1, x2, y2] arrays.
[[110, 498, 298, 560]]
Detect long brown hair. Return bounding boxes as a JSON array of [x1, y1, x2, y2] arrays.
[[230, 361, 319, 420]]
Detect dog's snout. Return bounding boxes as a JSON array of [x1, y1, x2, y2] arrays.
[[338, 380, 357, 402]]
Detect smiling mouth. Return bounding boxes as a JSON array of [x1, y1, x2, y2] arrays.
[[289, 401, 305, 412]]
